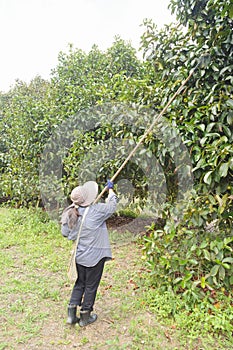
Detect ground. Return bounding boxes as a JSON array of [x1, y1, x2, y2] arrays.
[[1, 209, 232, 350], [107, 213, 157, 234], [14, 243, 183, 350], [0, 212, 181, 350]]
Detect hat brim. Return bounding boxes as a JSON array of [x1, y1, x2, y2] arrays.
[[81, 181, 98, 206]]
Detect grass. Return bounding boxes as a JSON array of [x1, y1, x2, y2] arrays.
[[0, 207, 232, 349]]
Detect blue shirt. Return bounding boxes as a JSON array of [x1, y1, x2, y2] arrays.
[[61, 191, 118, 267]]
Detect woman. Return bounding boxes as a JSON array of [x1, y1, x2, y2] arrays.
[[61, 180, 117, 327]]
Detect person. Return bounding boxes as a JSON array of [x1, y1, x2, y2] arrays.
[[61, 180, 117, 327]]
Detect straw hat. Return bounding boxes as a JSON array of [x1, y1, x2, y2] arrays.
[[70, 181, 98, 207]]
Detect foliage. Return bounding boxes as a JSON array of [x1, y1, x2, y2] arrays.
[[141, 287, 233, 341], [0, 77, 51, 206], [140, 11, 233, 204], [50, 38, 142, 111], [142, 196, 233, 296], [140, 0, 233, 296], [0, 38, 145, 207], [2, 4, 231, 216]]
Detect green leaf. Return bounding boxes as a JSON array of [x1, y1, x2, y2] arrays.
[[222, 263, 230, 269], [222, 257, 233, 264], [203, 249, 211, 261], [203, 171, 213, 185], [220, 66, 231, 75], [173, 277, 182, 284], [230, 158, 233, 171], [189, 259, 198, 265], [201, 276, 206, 288], [226, 99, 233, 109], [208, 194, 216, 204], [190, 244, 197, 252], [184, 273, 192, 282], [219, 266, 225, 280], [212, 65, 219, 72], [139, 148, 147, 155], [223, 237, 233, 246], [230, 4, 233, 18], [218, 162, 229, 178], [197, 124, 205, 132], [222, 125, 232, 138], [193, 158, 206, 172], [200, 241, 208, 249], [179, 259, 188, 266], [210, 265, 219, 276], [200, 136, 208, 146], [227, 113, 233, 125], [206, 122, 215, 133]]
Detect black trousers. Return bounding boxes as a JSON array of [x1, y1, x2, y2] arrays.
[[69, 258, 106, 311]]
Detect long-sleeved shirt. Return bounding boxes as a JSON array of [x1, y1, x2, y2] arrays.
[[61, 191, 118, 267]]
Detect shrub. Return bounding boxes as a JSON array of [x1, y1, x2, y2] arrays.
[[142, 194, 233, 305]]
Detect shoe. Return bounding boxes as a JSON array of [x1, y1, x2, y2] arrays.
[[67, 304, 80, 325], [79, 310, 97, 327]]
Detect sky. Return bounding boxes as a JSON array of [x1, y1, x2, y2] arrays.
[[0, 0, 175, 92]]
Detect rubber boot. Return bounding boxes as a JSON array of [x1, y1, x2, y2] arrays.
[[67, 304, 80, 325], [79, 310, 97, 327]]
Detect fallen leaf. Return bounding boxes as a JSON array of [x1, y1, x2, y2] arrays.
[[164, 331, 172, 341]]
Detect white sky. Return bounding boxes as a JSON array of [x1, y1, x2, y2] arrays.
[[0, 0, 175, 92]]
